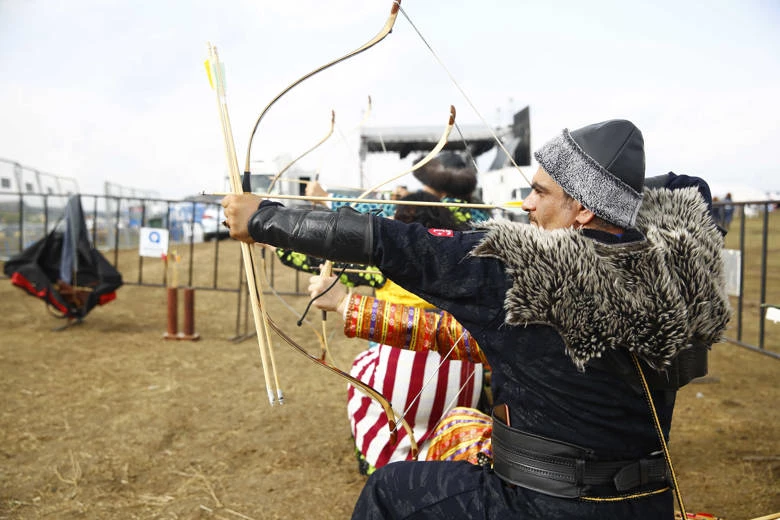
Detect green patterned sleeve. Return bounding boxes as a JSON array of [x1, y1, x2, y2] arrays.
[[274, 248, 386, 288]]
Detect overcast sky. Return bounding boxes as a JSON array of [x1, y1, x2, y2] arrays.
[[1, 0, 778, 200]]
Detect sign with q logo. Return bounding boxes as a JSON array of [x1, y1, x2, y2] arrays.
[[139, 227, 170, 258]]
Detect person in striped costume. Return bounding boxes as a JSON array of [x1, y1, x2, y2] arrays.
[[309, 267, 491, 473], [308, 189, 487, 474]]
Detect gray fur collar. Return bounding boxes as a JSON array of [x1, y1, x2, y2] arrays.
[[471, 187, 731, 370]]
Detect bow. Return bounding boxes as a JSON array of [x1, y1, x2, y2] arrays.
[[210, 1, 419, 457], [388, 6, 538, 425], [263, 109, 338, 365], [315, 97, 375, 366], [266, 110, 336, 194], [242, 2, 400, 177], [328, 3, 534, 437], [395, 3, 532, 187], [309, 102, 454, 369]]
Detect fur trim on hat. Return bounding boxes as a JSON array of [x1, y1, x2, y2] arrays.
[[534, 130, 642, 228], [471, 187, 730, 371]]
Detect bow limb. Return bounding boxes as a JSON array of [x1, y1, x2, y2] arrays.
[[318, 260, 335, 365], [281, 101, 373, 366], [260, 109, 337, 367], [358, 105, 456, 200], [263, 273, 330, 356], [258, 253, 415, 455], [266, 314, 418, 459], [356, 95, 374, 134], [236, 1, 413, 449], [309, 96, 374, 186], [261, 120, 339, 364], [243, 0, 401, 175], [250, 250, 285, 403], [206, 43, 281, 405], [266, 110, 336, 194]]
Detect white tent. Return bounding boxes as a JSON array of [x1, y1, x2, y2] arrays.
[[709, 183, 770, 203]]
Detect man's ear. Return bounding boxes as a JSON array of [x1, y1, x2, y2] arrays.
[[575, 206, 596, 227]]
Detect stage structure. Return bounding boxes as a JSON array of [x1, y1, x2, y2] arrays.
[[358, 107, 531, 207]]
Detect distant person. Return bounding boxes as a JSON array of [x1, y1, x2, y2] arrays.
[[712, 196, 723, 228], [413, 150, 492, 224], [306, 179, 394, 218], [390, 185, 409, 200], [723, 192, 734, 231]]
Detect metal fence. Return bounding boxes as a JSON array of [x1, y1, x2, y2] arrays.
[[0, 191, 308, 339], [714, 199, 780, 359], [0, 157, 80, 196], [1, 190, 779, 358], [1, 192, 215, 273]]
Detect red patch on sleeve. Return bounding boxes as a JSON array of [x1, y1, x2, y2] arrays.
[[428, 228, 454, 237]]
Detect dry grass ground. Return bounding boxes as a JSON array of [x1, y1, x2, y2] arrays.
[[1, 230, 778, 519]]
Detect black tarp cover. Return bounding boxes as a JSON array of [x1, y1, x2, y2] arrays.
[[3, 195, 123, 319]]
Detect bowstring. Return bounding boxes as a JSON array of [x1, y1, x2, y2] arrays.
[[377, 3, 533, 437], [390, 327, 473, 437], [395, 3, 531, 188]]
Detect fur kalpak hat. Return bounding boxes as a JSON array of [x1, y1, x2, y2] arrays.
[[534, 119, 645, 228], [412, 151, 477, 199]]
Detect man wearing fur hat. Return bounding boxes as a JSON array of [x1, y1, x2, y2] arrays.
[[222, 119, 730, 519], [412, 150, 492, 223]]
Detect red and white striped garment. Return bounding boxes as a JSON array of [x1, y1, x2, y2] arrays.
[[347, 343, 483, 468]]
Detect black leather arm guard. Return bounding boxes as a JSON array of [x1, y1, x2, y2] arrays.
[[248, 202, 375, 265]]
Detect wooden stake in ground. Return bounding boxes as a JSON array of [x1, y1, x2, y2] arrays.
[[163, 251, 179, 340]]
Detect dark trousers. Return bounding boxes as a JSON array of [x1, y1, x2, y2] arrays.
[[351, 461, 674, 520]]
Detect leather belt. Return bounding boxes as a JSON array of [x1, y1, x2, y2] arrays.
[[491, 406, 669, 499]]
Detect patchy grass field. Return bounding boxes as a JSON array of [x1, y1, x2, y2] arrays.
[[1, 235, 778, 519]]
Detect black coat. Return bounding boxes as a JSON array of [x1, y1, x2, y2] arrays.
[[370, 221, 674, 459], [247, 185, 729, 519]]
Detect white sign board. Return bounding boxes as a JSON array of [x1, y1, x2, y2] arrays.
[[766, 306, 780, 324], [721, 249, 741, 297], [139, 227, 169, 258]]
